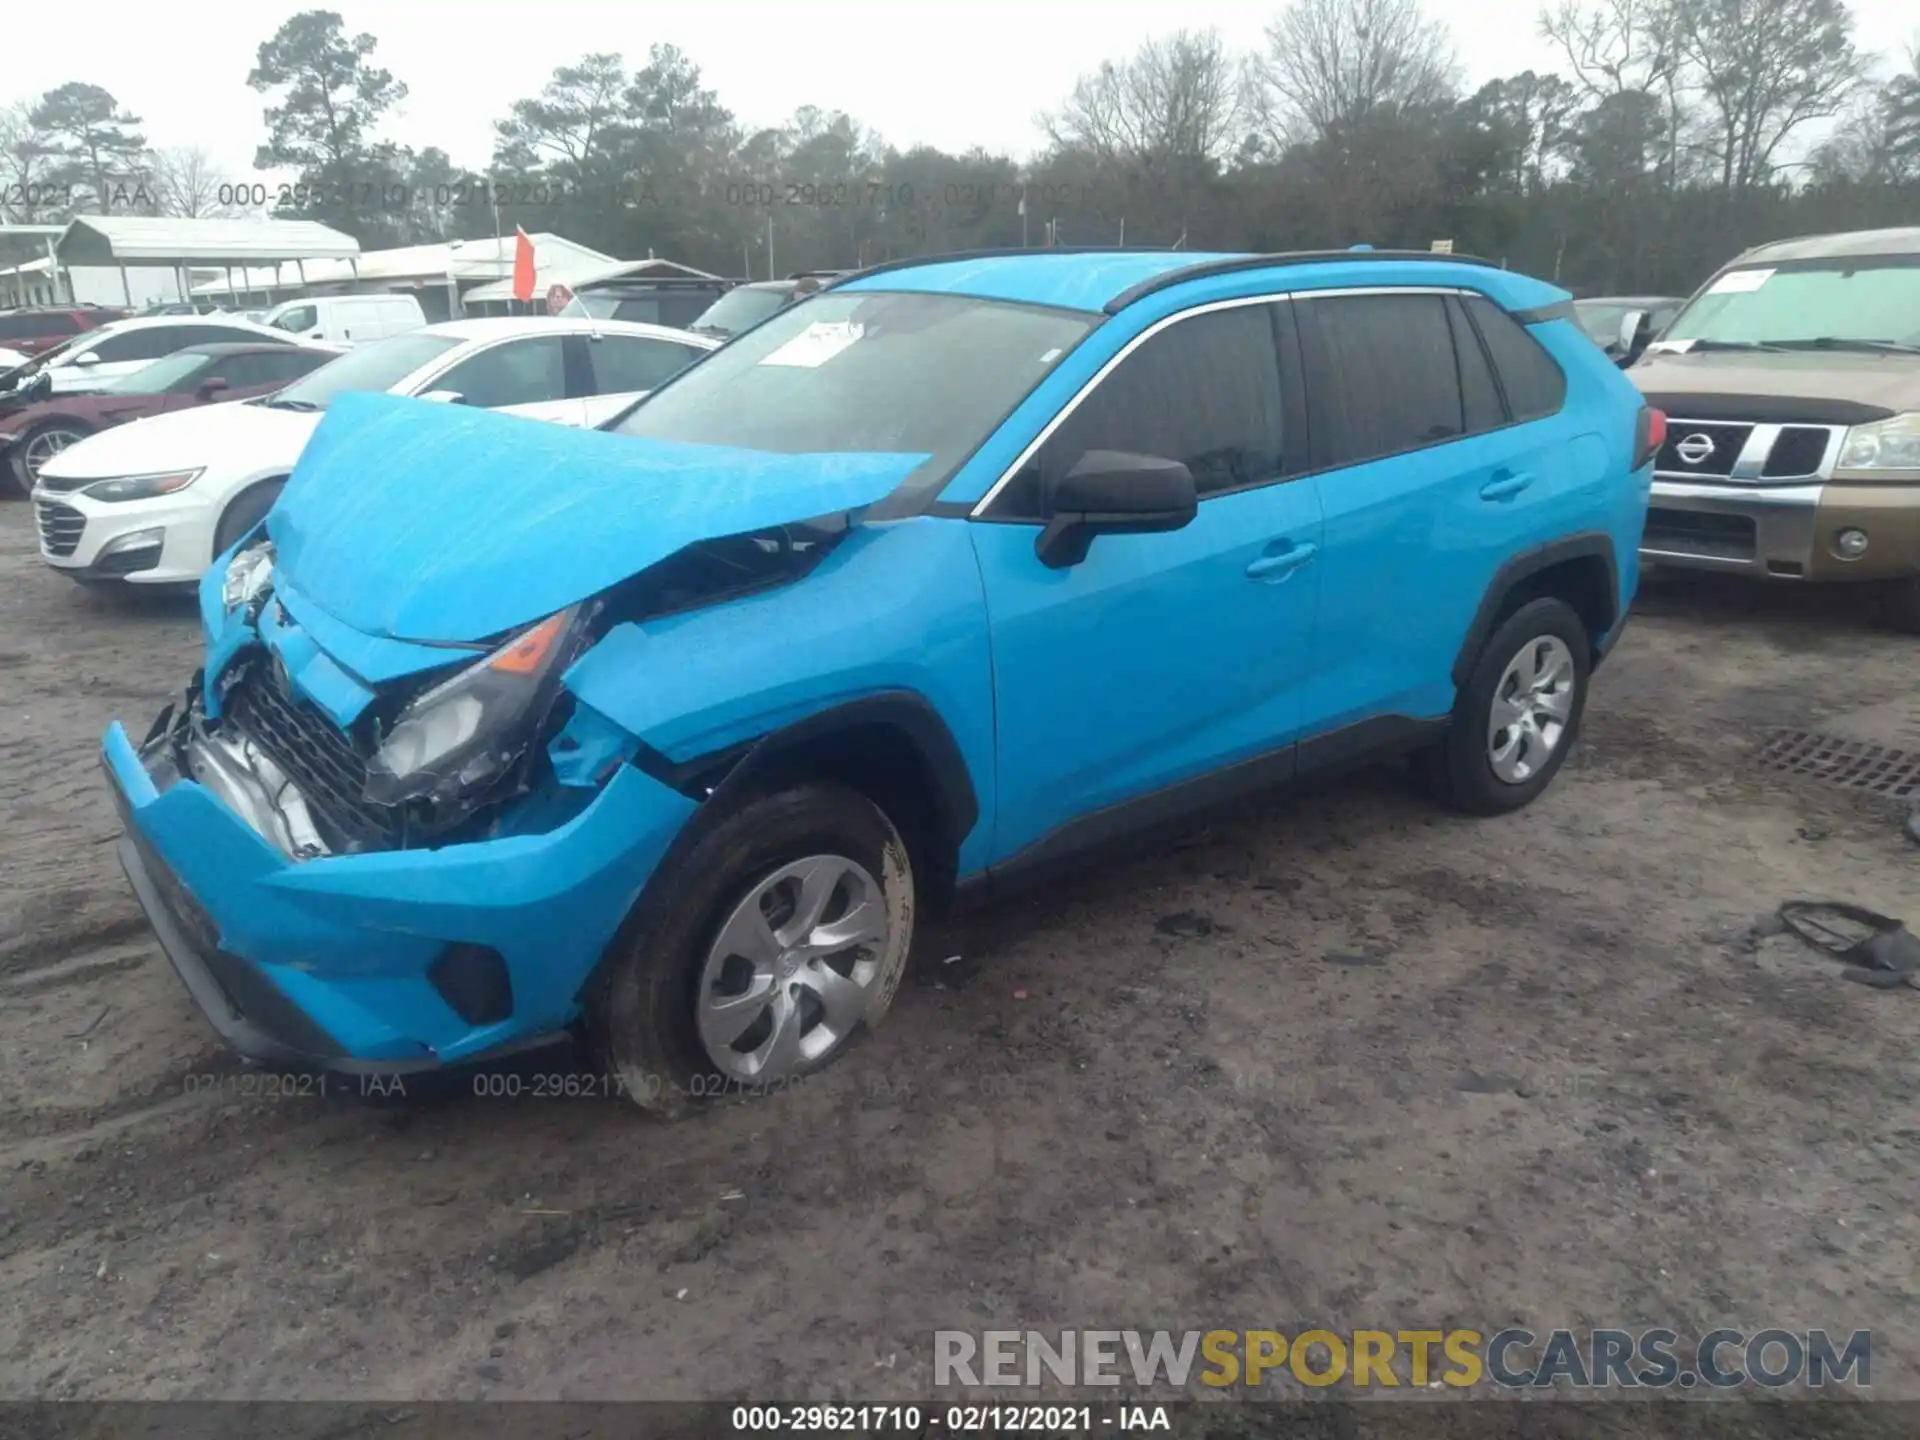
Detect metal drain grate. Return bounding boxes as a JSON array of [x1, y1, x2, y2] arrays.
[[1757, 729, 1920, 799]]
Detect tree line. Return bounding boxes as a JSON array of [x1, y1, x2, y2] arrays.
[[2, 0, 1916, 296]]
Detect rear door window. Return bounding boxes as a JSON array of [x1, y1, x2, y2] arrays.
[[1294, 292, 1464, 469], [585, 335, 706, 394]]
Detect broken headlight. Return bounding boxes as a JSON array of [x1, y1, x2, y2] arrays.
[[221, 538, 275, 611], [365, 604, 583, 807]]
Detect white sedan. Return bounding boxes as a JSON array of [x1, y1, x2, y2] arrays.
[[0, 346, 29, 369], [32, 316, 718, 586], [2, 314, 305, 396]]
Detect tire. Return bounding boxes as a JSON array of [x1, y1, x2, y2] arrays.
[[1416, 596, 1593, 816], [8, 420, 92, 497], [587, 781, 916, 1119], [212, 479, 286, 558], [1879, 578, 1920, 635]]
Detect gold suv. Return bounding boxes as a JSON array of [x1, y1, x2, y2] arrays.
[[1624, 227, 1920, 629]]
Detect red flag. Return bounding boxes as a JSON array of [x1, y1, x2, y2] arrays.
[[511, 227, 536, 303]]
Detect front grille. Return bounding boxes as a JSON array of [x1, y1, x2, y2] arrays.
[[35, 500, 84, 556], [1657, 422, 1751, 477], [1655, 419, 1842, 483], [1760, 426, 1831, 479], [222, 663, 398, 851], [1644, 507, 1756, 560]]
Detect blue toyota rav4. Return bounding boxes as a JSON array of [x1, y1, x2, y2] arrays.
[[103, 247, 1658, 1115]]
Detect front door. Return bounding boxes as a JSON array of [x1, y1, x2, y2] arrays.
[[969, 298, 1325, 862]]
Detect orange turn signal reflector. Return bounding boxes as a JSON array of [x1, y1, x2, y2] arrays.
[[1647, 408, 1668, 452], [488, 611, 569, 676]]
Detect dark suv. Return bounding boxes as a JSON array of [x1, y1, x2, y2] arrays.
[[688, 273, 849, 340], [0, 306, 126, 357]]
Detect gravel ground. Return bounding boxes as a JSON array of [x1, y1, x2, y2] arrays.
[[1, 501, 1916, 1411]]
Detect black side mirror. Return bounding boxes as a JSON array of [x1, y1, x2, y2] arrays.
[[1035, 450, 1199, 569], [1614, 309, 1652, 367], [198, 376, 229, 398]]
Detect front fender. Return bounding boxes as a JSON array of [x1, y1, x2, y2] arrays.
[[561, 517, 998, 874]]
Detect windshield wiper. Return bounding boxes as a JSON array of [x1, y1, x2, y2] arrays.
[[1762, 337, 1920, 356], [1679, 339, 1792, 353]]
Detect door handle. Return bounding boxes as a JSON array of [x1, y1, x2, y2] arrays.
[[1246, 540, 1318, 581], [1480, 470, 1535, 501]]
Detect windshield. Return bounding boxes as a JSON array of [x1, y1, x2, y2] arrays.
[[613, 291, 1097, 500], [99, 350, 209, 394], [261, 331, 461, 411], [690, 286, 792, 336], [1664, 260, 1920, 348]]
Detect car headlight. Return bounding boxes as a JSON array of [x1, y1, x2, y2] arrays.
[[221, 539, 275, 611], [365, 605, 583, 807], [82, 468, 204, 503], [1836, 413, 1920, 477]]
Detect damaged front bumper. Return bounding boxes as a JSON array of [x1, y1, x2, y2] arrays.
[[102, 691, 699, 1073]]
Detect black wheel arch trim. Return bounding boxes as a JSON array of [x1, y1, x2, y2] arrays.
[[1451, 532, 1620, 689], [629, 689, 981, 852]]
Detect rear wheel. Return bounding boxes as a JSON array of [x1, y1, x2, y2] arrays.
[[1416, 597, 1592, 815], [587, 781, 915, 1118], [8, 421, 92, 497]]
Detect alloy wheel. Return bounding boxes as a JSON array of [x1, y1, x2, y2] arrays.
[[1487, 634, 1576, 784]]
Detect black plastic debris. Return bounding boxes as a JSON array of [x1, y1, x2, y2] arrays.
[[1779, 901, 1920, 991]]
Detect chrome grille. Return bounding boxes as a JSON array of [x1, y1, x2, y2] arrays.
[[35, 500, 84, 557], [1657, 422, 1750, 477], [1654, 421, 1842, 484]]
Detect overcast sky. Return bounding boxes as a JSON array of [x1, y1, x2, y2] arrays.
[[6, 0, 1916, 181]]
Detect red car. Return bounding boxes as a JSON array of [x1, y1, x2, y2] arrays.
[[0, 305, 127, 358], [0, 342, 337, 495]]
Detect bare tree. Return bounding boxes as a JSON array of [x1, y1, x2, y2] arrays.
[[1672, 0, 1868, 190], [148, 145, 238, 217], [1538, 0, 1699, 187], [1257, 0, 1459, 148], [1044, 30, 1253, 169], [0, 101, 64, 222]]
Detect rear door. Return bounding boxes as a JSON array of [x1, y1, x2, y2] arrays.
[[1295, 288, 1572, 729], [576, 332, 711, 425]]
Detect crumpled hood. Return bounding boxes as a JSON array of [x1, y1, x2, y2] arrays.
[[268, 390, 929, 644]]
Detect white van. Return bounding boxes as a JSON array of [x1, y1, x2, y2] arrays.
[[260, 294, 425, 347]]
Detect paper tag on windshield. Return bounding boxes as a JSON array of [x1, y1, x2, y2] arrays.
[[760, 321, 864, 368], [1647, 339, 1695, 355], [1707, 268, 1773, 294]]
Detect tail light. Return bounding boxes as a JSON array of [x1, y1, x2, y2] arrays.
[[1633, 406, 1666, 471]]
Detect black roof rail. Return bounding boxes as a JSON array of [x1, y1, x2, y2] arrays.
[[818, 245, 1189, 294], [1100, 248, 1500, 313]]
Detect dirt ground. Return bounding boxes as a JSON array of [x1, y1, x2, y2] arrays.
[[1, 499, 1917, 1408]]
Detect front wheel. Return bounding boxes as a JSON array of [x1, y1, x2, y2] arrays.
[[587, 782, 915, 1118], [1415, 596, 1592, 816], [1879, 577, 1920, 635], [9, 421, 92, 497]]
